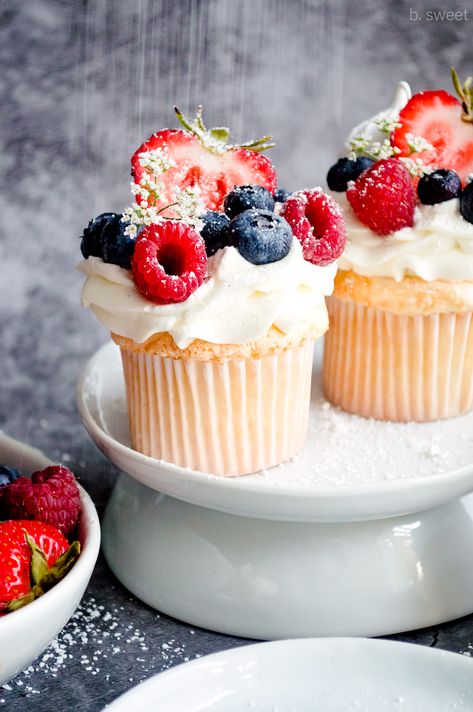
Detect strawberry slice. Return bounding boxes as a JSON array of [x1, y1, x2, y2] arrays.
[[131, 107, 277, 213], [0, 520, 80, 613], [391, 90, 473, 184]]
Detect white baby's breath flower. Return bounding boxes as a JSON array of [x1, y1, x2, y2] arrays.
[[122, 147, 206, 235], [405, 133, 434, 154], [138, 147, 176, 175], [346, 136, 371, 158], [398, 156, 433, 178], [374, 115, 402, 134], [172, 185, 206, 225], [346, 135, 397, 161]]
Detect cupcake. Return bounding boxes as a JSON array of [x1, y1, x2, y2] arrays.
[[323, 70, 473, 422], [78, 107, 345, 475]]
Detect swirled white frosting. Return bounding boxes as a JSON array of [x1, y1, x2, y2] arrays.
[[78, 238, 336, 348], [337, 194, 473, 282], [336, 81, 473, 283]]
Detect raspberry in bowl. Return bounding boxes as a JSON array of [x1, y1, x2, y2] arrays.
[[324, 69, 473, 422], [77, 107, 345, 476], [0, 433, 100, 684]]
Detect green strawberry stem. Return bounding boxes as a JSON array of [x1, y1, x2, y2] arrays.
[[174, 106, 275, 154], [5, 538, 81, 613], [451, 67, 473, 123]]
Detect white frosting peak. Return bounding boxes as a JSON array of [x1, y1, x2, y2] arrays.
[[344, 81, 411, 154], [79, 239, 336, 348]]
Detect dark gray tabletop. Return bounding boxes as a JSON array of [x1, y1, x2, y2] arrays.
[[2, 0, 472, 709]]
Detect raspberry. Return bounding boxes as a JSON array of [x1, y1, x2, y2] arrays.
[[132, 221, 207, 304], [0, 466, 81, 537], [281, 189, 347, 266], [346, 159, 416, 236]]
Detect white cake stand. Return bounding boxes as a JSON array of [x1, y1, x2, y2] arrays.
[[77, 341, 473, 640]]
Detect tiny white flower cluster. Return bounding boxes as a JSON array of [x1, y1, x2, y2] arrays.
[[138, 147, 176, 175], [398, 156, 433, 178], [405, 132, 434, 154], [347, 137, 401, 161], [345, 118, 434, 178], [121, 199, 163, 237], [121, 148, 204, 237], [172, 186, 206, 231], [346, 136, 370, 160], [374, 116, 402, 134]]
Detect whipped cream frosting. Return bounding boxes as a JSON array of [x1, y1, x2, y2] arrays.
[[337, 195, 473, 282], [336, 82, 473, 283], [79, 238, 336, 348]]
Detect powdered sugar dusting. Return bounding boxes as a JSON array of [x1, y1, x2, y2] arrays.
[[258, 394, 473, 488], [251, 362, 473, 488], [0, 593, 200, 705]]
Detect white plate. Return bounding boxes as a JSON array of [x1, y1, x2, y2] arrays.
[[106, 638, 473, 711], [0, 433, 101, 684], [77, 342, 473, 523]]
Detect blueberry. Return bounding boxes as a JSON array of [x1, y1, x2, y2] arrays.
[[418, 169, 462, 205], [273, 188, 292, 204], [80, 212, 118, 259], [460, 180, 473, 224], [200, 211, 231, 256], [102, 214, 137, 269], [229, 209, 293, 265], [0, 465, 19, 487], [224, 185, 275, 219], [327, 157, 374, 192]]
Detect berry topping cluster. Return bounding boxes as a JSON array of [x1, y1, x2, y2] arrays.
[[80, 106, 346, 305], [326, 67, 473, 235], [0, 464, 82, 615]]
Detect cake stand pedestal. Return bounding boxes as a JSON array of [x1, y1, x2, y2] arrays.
[[78, 342, 473, 639]]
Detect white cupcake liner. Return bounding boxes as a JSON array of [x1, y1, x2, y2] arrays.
[[120, 340, 315, 476], [323, 296, 473, 422]]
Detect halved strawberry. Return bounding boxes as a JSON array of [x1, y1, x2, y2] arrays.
[[391, 90, 473, 184], [131, 107, 277, 212], [0, 520, 80, 613]]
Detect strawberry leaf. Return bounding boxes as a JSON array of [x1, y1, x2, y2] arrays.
[[209, 127, 230, 143], [25, 532, 50, 586], [451, 66, 473, 123], [174, 106, 275, 154]]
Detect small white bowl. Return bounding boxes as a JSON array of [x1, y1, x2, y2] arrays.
[[0, 433, 101, 685]]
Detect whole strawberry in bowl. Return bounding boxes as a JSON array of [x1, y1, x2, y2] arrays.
[[0, 520, 79, 613], [0, 433, 100, 685]]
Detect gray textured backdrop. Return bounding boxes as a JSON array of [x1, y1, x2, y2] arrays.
[[0, 0, 471, 503]]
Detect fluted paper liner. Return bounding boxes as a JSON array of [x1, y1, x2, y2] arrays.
[[119, 340, 315, 476], [323, 296, 473, 422]]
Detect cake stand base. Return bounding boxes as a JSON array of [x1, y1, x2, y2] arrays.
[[103, 472, 473, 640]]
